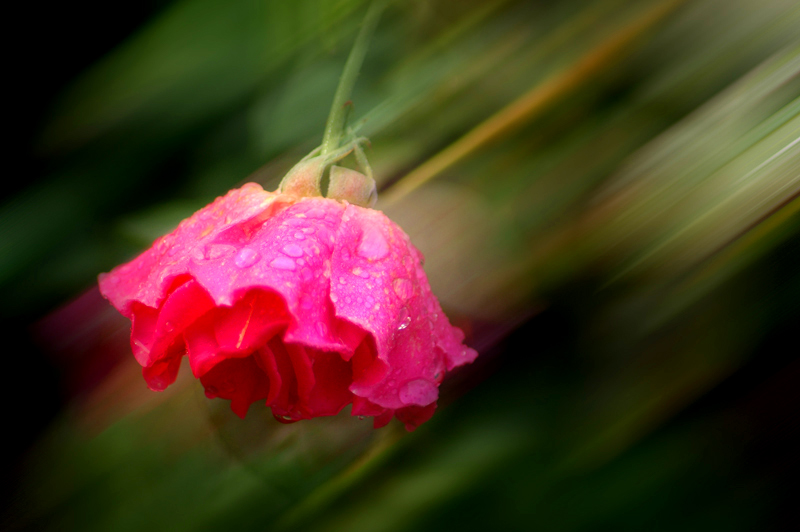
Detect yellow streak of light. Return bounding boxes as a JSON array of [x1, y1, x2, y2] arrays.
[[380, 0, 686, 206]]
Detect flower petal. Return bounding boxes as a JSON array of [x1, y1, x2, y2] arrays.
[[199, 355, 271, 419]]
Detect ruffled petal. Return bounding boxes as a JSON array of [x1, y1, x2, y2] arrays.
[[330, 204, 450, 410], [395, 402, 438, 431], [305, 349, 353, 417], [142, 340, 185, 391], [265, 337, 301, 420], [199, 355, 271, 419]]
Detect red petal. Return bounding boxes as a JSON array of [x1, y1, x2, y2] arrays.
[[199, 355, 270, 419], [254, 345, 282, 406], [395, 402, 437, 431], [213, 290, 288, 352], [142, 340, 185, 391], [305, 349, 353, 417]]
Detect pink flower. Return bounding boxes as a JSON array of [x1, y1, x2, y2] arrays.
[[98, 183, 477, 430]]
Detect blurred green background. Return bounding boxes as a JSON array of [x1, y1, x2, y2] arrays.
[[3, 0, 798, 530]]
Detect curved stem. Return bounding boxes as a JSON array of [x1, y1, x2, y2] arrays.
[[320, 0, 387, 158]]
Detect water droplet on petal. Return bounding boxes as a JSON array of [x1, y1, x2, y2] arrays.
[[307, 208, 326, 219], [330, 293, 339, 303], [286, 218, 306, 227], [165, 321, 174, 332], [208, 244, 236, 260], [294, 232, 305, 240], [302, 227, 315, 234], [339, 276, 347, 285], [316, 322, 328, 337], [235, 247, 259, 268], [345, 296, 352, 304], [351, 267, 370, 279], [270, 257, 296, 271], [396, 307, 411, 330], [192, 248, 206, 261], [393, 278, 414, 302], [357, 225, 389, 261], [399, 379, 438, 405], [357, 415, 366, 421], [167, 246, 178, 257], [282, 243, 304, 257], [205, 386, 218, 399], [281, 415, 294, 421]]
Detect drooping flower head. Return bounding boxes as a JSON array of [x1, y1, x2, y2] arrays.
[[99, 145, 477, 430]]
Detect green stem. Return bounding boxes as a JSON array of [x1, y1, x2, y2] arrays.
[[320, 0, 387, 158]]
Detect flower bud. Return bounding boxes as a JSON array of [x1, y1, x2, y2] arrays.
[[279, 157, 324, 198], [327, 165, 377, 207]]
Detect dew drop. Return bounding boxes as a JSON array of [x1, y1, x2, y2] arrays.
[[286, 218, 306, 227], [357, 416, 366, 421], [282, 243, 304, 257], [339, 276, 347, 285], [302, 227, 315, 234], [167, 246, 178, 257], [204, 386, 218, 399], [399, 379, 438, 405], [316, 322, 328, 337], [345, 296, 352, 304], [281, 415, 294, 421], [357, 226, 389, 261], [298, 258, 305, 266], [330, 293, 339, 303], [192, 248, 206, 261], [393, 278, 414, 302], [235, 247, 259, 268], [307, 207, 326, 219], [270, 256, 296, 271], [396, 307, 411, 330], [299, 268, 313, 281], [208, 244, 236, 260], [165, 321, 174, 332], [293, 231, 305, 240], [351, 267, 370, 279]]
